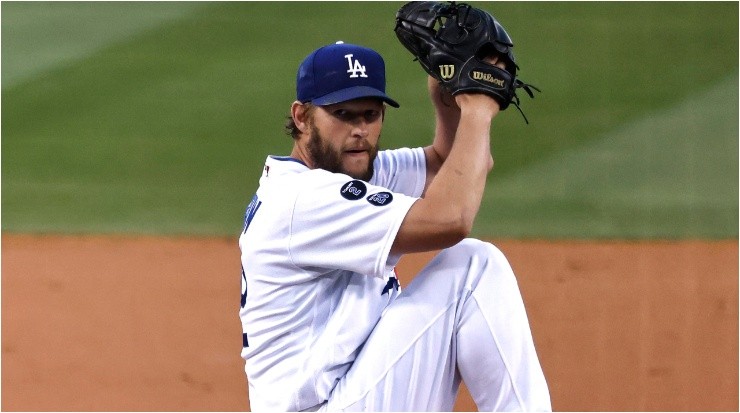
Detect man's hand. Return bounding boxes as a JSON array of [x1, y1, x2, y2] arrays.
[[453, 55, 505, 116]]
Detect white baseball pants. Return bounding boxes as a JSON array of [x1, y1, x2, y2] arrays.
[[319, 238, 551, 412]]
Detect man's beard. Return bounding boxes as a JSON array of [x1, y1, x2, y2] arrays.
[[307, 125, 378, 181]]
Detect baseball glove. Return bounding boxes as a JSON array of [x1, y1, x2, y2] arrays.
[[394, 1, 539, 122]]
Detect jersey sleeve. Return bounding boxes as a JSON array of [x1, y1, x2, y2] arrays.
[[288, 171, 418, 279], [370, 147, 427, 198]]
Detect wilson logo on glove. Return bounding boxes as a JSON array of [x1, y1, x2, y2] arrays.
[[472, 71, 505, 88], [439, 65, 455, 80]]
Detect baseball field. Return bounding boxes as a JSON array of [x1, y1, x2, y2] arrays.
[[2, 1, 738, 411]]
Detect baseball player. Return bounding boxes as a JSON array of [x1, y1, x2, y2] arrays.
[[239, 4, 549, 411]]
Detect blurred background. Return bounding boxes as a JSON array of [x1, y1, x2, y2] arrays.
[[2, 2, 738, 412], [2, 1, 737, 238]]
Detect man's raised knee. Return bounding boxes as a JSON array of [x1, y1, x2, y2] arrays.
[[453, 238, 503, 260], [452, 239, 514, 278]]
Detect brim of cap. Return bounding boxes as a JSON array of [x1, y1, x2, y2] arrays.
[[310, 86, 400, 108]]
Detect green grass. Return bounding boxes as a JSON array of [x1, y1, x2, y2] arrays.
[[2, 2, 738, 238], [477, 75, 739, 239], [1, 2, 207, 88]]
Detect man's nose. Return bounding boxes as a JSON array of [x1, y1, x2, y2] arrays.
[[351, 120, 370, 138]]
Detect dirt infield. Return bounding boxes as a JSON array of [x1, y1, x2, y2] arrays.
[[2, 234, 737, 411]]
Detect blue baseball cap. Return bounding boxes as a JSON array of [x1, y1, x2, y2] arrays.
[[296, 41, 400, 108]]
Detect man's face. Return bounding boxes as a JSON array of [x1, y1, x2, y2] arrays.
[[304, 98, 384, 181]]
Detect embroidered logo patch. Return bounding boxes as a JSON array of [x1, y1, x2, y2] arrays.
[[367, 191, 393, 206], [345, 54, 368, 78], [340, 180, 367, 200]]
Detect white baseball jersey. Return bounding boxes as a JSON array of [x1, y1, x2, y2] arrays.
[[239, 147, 426, 411]]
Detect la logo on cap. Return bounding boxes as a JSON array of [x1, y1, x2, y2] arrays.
[[345, 54, 368, 78]]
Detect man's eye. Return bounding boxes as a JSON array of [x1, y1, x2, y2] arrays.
[[333, 110, 352, 120], [364, 110, 381, 122], [332, 109, 381, 123]]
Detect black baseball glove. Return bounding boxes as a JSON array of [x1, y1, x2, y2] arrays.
[[395, 1, 539, 122]]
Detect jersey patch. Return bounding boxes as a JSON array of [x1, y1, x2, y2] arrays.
[[340, 180, 367, 200], [367, 191, 393, 206]]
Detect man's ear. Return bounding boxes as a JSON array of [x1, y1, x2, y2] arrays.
[[291, 101, 310, 134]]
